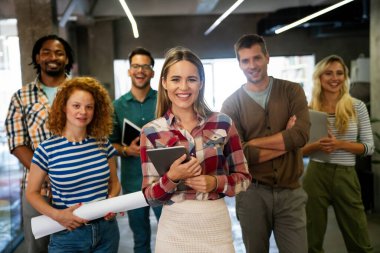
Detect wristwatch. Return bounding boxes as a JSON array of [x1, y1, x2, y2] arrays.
[[121, 146, 128, 157]]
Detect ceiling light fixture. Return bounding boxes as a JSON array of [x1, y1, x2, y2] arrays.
[[204, 0, 244, 36], [118, 0, 139, 38], [59, 0, 79, 27], [275, 0, 354, 34]]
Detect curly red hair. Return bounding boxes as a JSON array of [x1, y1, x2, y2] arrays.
[[48, 77, 114, 142]]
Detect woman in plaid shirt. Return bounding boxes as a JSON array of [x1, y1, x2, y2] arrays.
[[140, 47, 251, 252]]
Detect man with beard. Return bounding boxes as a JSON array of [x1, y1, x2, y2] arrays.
[[110, 47, 162, 253], [221, 34, 310, 253], [5, 34, 74, 253]]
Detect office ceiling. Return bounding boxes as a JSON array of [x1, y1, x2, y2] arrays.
[[55, 0, 340, 17], [55, 0, 369, 36], [0, 0, 369, 36]]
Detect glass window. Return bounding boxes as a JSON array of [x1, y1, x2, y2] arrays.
[[114, 55, 314, 111], [0, 18, 23, 253]]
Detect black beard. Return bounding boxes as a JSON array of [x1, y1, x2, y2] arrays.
[[45, 69, 65, 77]]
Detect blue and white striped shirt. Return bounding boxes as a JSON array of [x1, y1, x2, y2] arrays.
[[32, 136, 117, 209], [311, 99, 374, 166]]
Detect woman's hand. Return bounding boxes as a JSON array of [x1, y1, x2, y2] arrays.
[[319, 131, 341, 153], [55, 204, 87, 231], [185, 175, 217, 193], [166, 155, 202, 182]]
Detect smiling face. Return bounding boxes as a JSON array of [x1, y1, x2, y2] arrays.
[[162, 60, 201, 114], [128, 54, 154, 90], [64, 89, 95, 131], [36, 39, 68, 77], [238, 44, 269, 90], [320, 61, 346, 95]]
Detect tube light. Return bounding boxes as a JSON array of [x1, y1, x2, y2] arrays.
[[119, 0, 139, 38], [59, 0, 79, 27], [275, 0, 355, 34], [204, 0, 244, 36]]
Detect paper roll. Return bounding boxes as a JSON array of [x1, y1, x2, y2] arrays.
[[31, 191, 149, 239]]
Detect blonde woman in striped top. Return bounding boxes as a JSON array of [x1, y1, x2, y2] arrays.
[[302, 55, 374, 253]]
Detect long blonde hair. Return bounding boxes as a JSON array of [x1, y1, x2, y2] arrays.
[[156, 46, 213, 118], [310, 55, 355, 133]]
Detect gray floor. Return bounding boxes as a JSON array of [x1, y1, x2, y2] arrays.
[[13, 198, 380, 253]]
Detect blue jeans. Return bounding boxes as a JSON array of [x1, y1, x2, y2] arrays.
[[48, 218, 119, 253], [128, 206, 162, 253]]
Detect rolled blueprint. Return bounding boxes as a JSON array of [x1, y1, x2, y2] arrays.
[[31, 191, 148, 239]]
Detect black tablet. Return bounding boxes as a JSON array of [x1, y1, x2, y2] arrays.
[[146, 146, 190, 176], [122, 118, 141, 146]]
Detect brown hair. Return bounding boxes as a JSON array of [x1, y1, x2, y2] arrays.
[[156, 46, 213, 118], [234, 34, 268, 61], [48, 77, 114, 142]]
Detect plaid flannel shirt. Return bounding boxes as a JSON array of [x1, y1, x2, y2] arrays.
[[140, 110, 252, 206], [5, 77, 53, 189]]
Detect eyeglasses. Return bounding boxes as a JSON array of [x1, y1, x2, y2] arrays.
[[130, 64, 152, 71]]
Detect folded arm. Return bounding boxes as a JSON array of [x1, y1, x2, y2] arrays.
[[247, 115, 296, 163]]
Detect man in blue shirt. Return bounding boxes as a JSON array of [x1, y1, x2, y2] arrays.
[[110, 47, 161, 253]]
